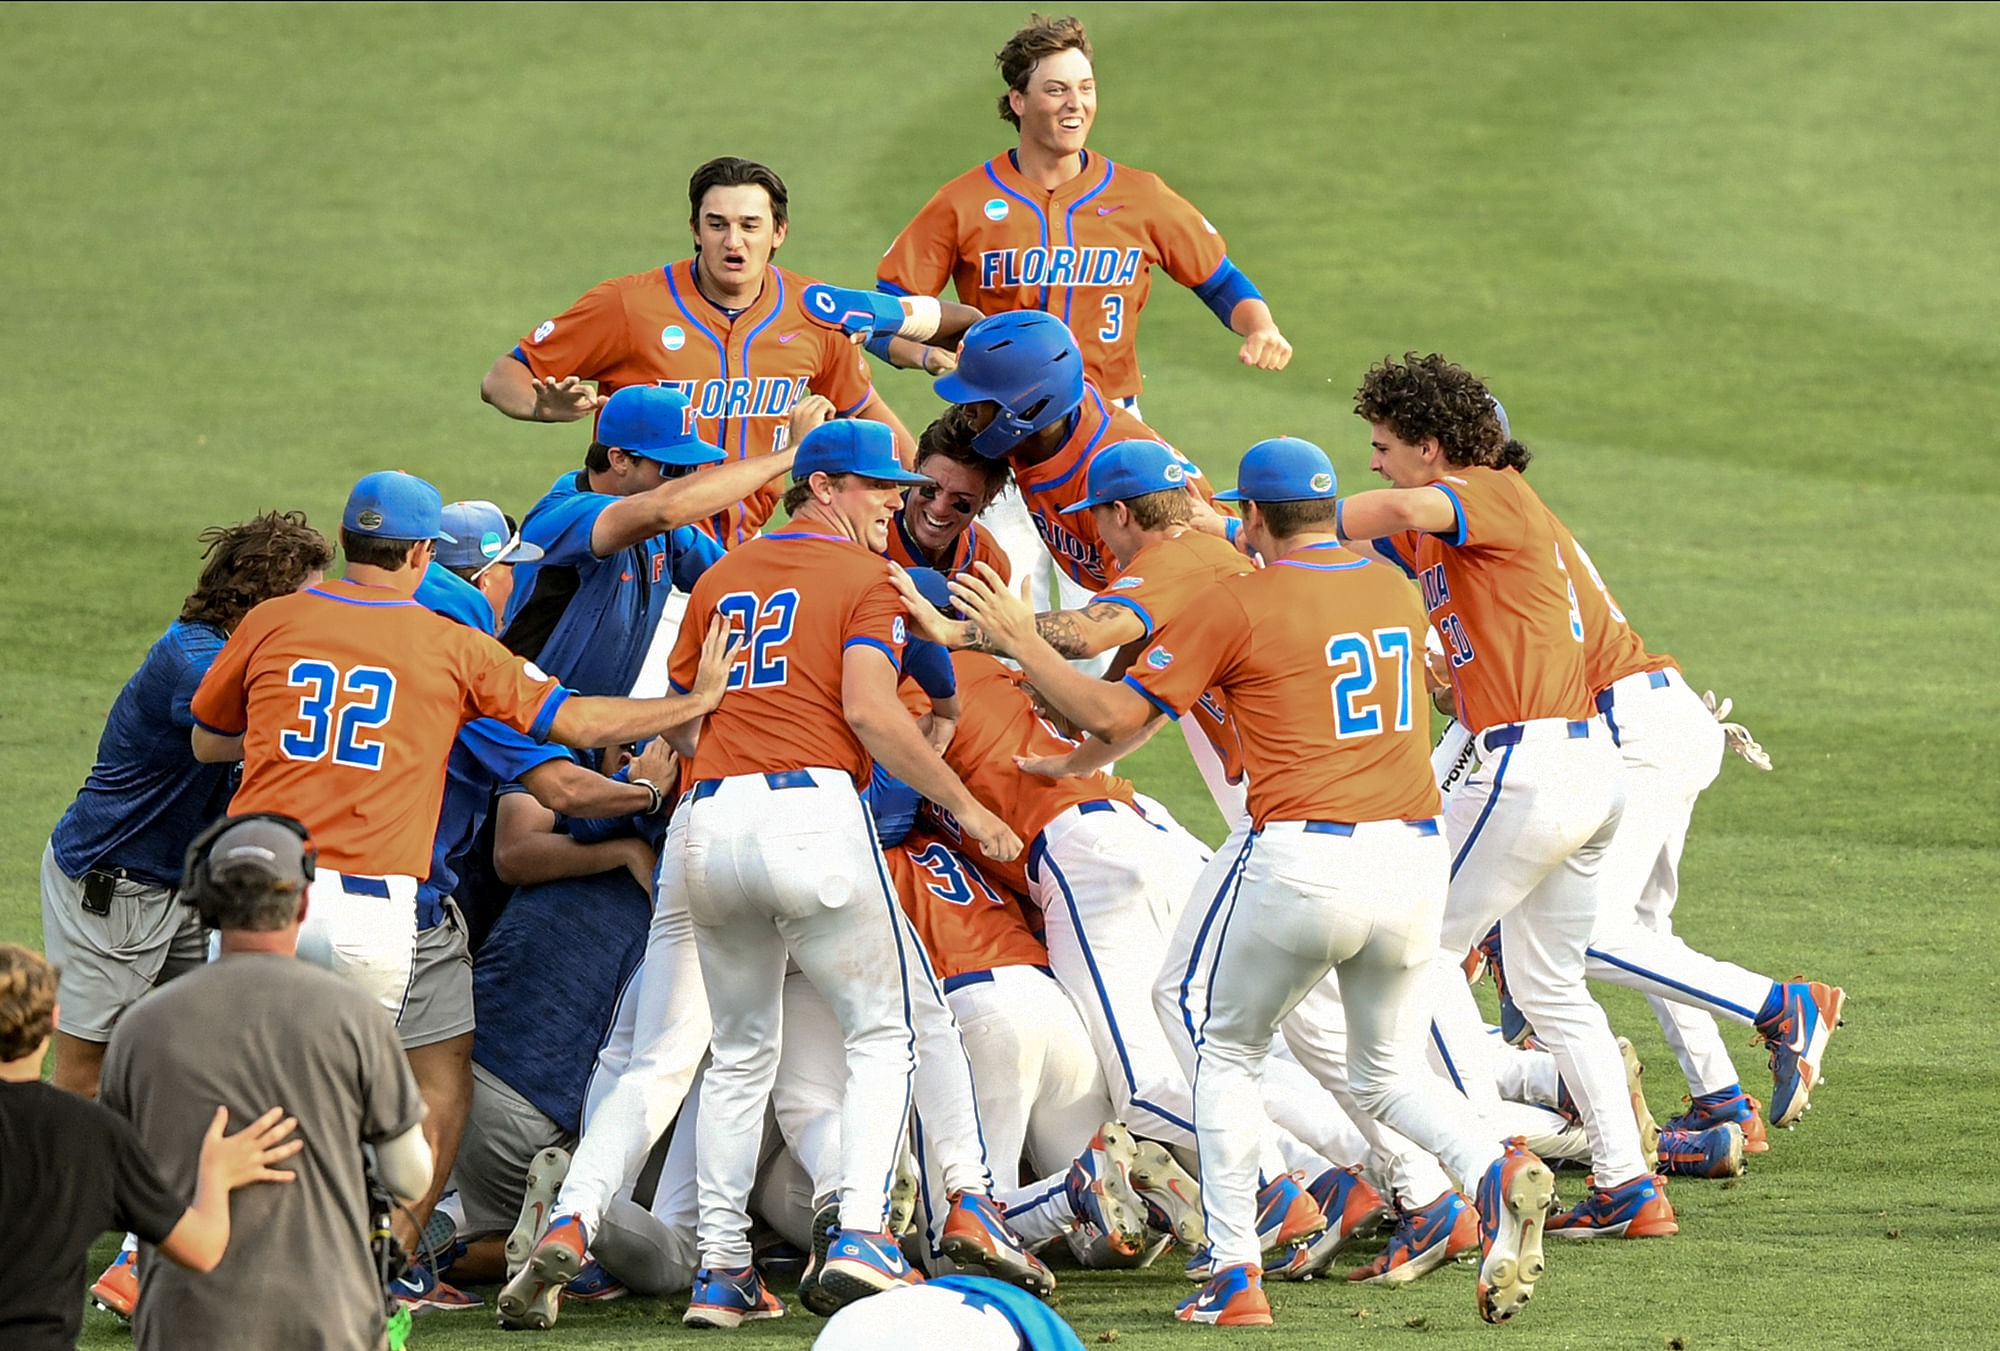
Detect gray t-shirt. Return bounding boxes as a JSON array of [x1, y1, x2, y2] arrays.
[[100, 952, 425, 1351]]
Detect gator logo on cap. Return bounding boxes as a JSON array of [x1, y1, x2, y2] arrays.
[[661, 326, 686, 351], [1311, 472, 1333, 493], [357, 509, 383, 530], [1164, 463, 1185, 484], [1144, 646, 1173, 670], [984, 198, 1009, 221]]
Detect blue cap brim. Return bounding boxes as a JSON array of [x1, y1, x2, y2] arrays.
[[859, 465, 935, 486], [501, 539, 545, 564], [633, 440, 728, 468], [1210, 487, 1248, 502], [1059, 492, 1112, 514], [435, 529, 459, 542]]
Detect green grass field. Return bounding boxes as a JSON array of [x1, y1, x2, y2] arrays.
[[5, 2, 1997, 1346]]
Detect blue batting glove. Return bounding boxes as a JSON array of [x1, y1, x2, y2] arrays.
[[802, 284, 907, 340]]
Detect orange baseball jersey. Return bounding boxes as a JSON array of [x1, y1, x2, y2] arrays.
[[189, 580, 569, 877], [1372, 467, 1596, 733], [1123, 544, 1440, 828], [1546, 516, 1676, 694], [882, 508, 1014, 585], [1092, 529, 1252, 785], [512, 260, 875, 545], [666, 529, 905, 786], [885, 828, 1048, 983], [1013, 385, 1219, 591], [926, 650, 1135, 893], [877, 152, 1229, 401]]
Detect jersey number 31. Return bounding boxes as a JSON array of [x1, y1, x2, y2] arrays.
[[280, 660, 397, 769]]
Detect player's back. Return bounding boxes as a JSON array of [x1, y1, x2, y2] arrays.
[[194, 582, 563, 876], [671, 530, 903, 786], [1132, 548, 1439, 828], [885, 828, 1048, 983], [1543, 513, 1674, 695], [936, 651, 1134, 891], [1378, 467, 1595, 732]]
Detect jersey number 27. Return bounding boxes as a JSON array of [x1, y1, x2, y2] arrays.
[[1324, 627, 1416, 740], [279, 660, 396, 769]]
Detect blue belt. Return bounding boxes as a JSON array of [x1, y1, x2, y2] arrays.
[[943, 964, 1056, 994], [1480, 720, 1592, 754], [1078, 800, 1119, 815], [1594, 669, 1670, 716], [691, 769, 818, 802], [1303, 819, 1441, 838], [340, 875, 391, 898]]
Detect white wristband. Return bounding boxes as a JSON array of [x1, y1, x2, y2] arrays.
[[897, 295, 942, 343]]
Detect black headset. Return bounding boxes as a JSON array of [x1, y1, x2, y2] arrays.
[[182, 812, 316, 924]]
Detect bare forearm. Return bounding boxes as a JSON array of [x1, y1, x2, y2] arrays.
[[157, 1179, 229, 1272], [850, 704, 988, 825], [522, 760, 653, 819], [550, 694, 716, 749], [962, 602, 1137, 660], [190, 728, 243, 763], [480, 355, 538, 419], [1229, 297, 1277, 338]]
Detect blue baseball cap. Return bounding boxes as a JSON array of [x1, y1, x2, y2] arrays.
[[1213, 437, 1337, 504], [1060, 440, 1191, 514], [343, 471, 456, 542], [435, 501, 545, 572], [902, 566, 956, 612], [595, 385, 726, 467], [793, 419, 931, 485], [1491, 398, 1511, 441]]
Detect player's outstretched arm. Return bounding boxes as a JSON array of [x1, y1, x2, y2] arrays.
[[1229, 298, 1292, 371], [589, 426, 819, 556], [842, 645, 1022, 863], [1335, 486, 1459, 542], [480, 355, 605, 423], [1014, 713, 1168, 780], [492, 788, 658, 892], [157, 1106, 301, 1273], [887, 563, 1142, 657], [547, 618, 740, 748]]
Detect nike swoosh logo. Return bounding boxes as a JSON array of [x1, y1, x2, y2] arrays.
[[1194, 1291, 1220, 1308], [1097, 205, 1124, 216], [778, 332, 799, 343]]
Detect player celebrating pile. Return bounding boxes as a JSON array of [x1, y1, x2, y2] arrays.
[[944, 438, 1558, 1328]]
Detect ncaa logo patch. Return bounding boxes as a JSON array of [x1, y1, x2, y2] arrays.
[[1144, 646, 1173, 670], [522, 661, 551, 683], [892, 616, 907, 644], [1311, 472, 1334, 493], [479, 530, 505, 560], [1111, 576, 1143, 591], [661, 325, 686, 351], [531, 319, 555, 344], [983, 198, 1010, 221]]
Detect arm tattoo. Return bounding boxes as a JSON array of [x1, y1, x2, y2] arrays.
[[963, 621, 999, 655], [1036, 602, 1132, 659]]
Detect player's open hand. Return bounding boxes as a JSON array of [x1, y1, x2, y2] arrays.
[[1013, 751, 1082, 780], [946, 562, 1035, 656], [1237, 324, 1293, 371], [691, 615, 745, 709], [202, 1105, 302, 1190], [532, 375, 604, 422], [787, 394, 835, 447], [961, 803, 1024, 864], [630, 738, 679, 796]]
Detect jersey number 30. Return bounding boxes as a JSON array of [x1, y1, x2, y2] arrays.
[[1324, 627, 1415, 740], [280, 660, 397, 769]]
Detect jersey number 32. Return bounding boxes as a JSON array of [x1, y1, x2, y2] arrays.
[[280, 660, 397, 769]]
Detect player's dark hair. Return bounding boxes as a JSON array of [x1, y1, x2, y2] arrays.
[[179, 511, 334, 633], [338, 529, 424, 571], [585, 441, 613, 474], [1496, 438, 1533, 473], [0, 943, 58, 1062], [916, 408, 1012, 504], [1121, 487, 1193, 532], [688, 157, 789, 231], [1254, 497, 1340, 537], [199, 866, 305, 933], [997, 14, 1093, 128], [1353, 354, 1507, 469]]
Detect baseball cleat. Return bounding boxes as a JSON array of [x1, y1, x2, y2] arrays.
[[505, 1146, 571, 1276], [391, 1260, 484, 1313], [1067, 1123, 1150, 1258], [889, 1159, 921, 1237], [1545, 1173, 1678, 1239], [1477, 925, 1532, 1045], [1474, 1144, 1555, 1324], [1657, 1123, 1747, 1179], [1255, 1172, 1326, 1254], [497, 1212, 587, 1330], [564, 1259, 629, 1302], [1756, 981, 1846, 1128], [816, 1230, 924, 1310], [89, 1248, 139, 1319], [941, 1190, 1055, 1298], [1270, 1167, 1389, 1281], [1664, 1089, 1769, 1154], [683, 1264, 785, 1329], [796, 1201, 842, 1316], [1620, 1035, 1662, 1169], [1176, 1262, 1272, 1326], [1347, 1189, 1477, 1285], [1124, 1131, 1206, 1249]]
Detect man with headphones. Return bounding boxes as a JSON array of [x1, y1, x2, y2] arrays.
[[99, 814, 434, 1351]]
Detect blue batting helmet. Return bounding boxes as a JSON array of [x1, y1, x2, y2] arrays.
[[933, 311, 1085, 460]]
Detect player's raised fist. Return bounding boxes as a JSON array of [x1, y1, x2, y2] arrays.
[[1237, 325, 1293, 371], [961, 803, 1025, 864], [787, 393, 836, 448], [531, 374, 604, 422]]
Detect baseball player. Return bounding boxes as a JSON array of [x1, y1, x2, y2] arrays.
[[1334, 354, 1674, 1240], [875, 14, 1290, 408], [657, 418, 1027, 1325], [883, 408, 1016, 584], [949, 436, 1560, 1326], [481, 156, 917, 546]]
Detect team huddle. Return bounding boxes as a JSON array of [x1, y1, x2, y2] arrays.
[[39, 14, 1844, 1348]]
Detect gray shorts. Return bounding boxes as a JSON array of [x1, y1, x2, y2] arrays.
[[397, 900, 475, 1050], [451, 1061, 571, 1237], [39, 842, 206, 1042]]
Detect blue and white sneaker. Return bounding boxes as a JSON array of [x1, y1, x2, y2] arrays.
[[817, 1230, 923, 1310], [497, 1212, 586, 1330], [1656, 1123, 1747, 1178], [683, 1265, 785, 1329], [1176, 1262, 1272, 1326], [942, 1190, 1054, 1297], [1255, 1172, 1326, 1253], [1066, 1124, 1148, 1259], [1756, 981, 1846, 1127], [1270, 1167, 1389, 1281], [390, 1256, 483, 1314], [564, 1259, 628, 1302], [796, 1201, 842, 1317], [1347, 1190, 1477, 1284], [1545, 1173, 1678, 1239], [1473, 1144, 1555, 1324]]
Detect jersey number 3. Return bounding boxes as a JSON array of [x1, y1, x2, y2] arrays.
[[280, 660, 397, 769], [1324, 627, 1415, 740], [716, 589, 800, 690]]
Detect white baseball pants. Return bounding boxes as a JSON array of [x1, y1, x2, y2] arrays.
[[684, 769, 920, 1267], [296, 870, 418, 1017]]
